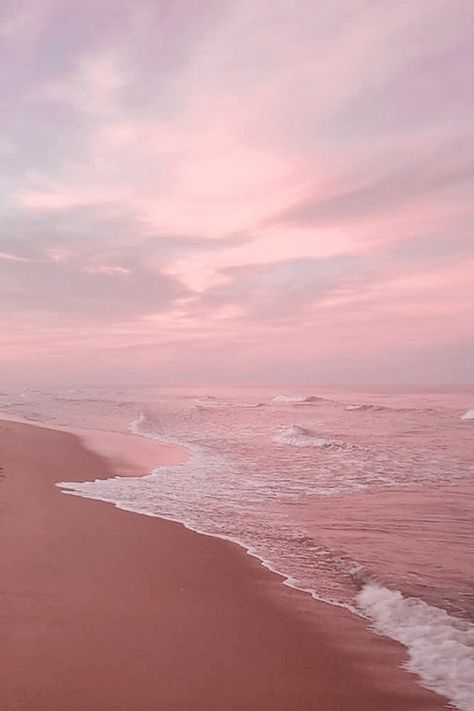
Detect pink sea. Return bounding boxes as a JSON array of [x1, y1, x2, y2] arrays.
[[2, 384, 474, 710]]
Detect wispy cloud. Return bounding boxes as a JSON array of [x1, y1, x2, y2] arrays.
[[270, 144, 474, 227], [1, 0, 473, 383]]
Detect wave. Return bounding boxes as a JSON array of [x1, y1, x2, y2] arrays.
[[193, 396, 264, 409], [272, 394, 324, 404], [193, 395, 219, 404], [461, 409, 474, 421], [273, 397, 434, 413], [273, 425, 343, 449], [129, 411, 190, 445], [357, 583, 474, 711], [130, 412, 148, 435], [344, 402, 437, 414], [344, 403, 401, 412]]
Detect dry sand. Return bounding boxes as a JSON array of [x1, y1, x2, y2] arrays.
[[0, 419, 448, 710]]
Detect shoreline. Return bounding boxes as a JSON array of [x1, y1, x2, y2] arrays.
[[0, 418, 448, 710]]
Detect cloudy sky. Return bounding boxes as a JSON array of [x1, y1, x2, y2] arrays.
[[1, 0, 473, 385]]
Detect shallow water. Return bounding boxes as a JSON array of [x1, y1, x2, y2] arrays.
[[1, 384, 474, 709]]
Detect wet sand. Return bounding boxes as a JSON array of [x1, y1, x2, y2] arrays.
[[0, 419, 448, 710]]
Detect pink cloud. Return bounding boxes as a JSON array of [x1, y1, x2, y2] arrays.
[[1, 0, 473, 383], [0, 251, 31, 262]]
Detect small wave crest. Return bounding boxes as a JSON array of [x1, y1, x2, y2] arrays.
[[130, 411, 147, 435], [357, 583, 474, 711], [345, 402, 437, 414], [272, 394, 323, 404], [344, 403, 402, 413], [461, 409, 474, 421], [273, 425, 343, 449], [193, 396, 264, 409], [345, 404, 373, 411]]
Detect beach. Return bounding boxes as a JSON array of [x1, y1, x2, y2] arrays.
[[0, 418, 448, 710]]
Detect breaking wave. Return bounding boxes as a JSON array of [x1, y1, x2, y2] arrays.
[[461, 409, 474, 421], [357, 583, 474, 711]]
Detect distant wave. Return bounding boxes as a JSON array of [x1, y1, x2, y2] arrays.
[[272, 394, 324, 404], [344, 403, 396, 412], [358, 583, 474, 711], [273, 425, 343, 449], [0, 400, 28, 409], [345, 404, 373, 411], [54, 396, 111, 404], [271, 395, 432, 412], [193, 396, 264, 409], [345, 402, 437, 414], [461, 409, 474, 421]]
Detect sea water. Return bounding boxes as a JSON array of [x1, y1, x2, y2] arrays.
[[1, 385, 473, 709]]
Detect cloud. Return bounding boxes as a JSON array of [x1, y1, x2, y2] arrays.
[[192, 255, 370, 320], [0, 254, 189, 321], [0, 251, 32, 262], [0, 1, 473, 383], [0, 207, 197, 322], [269, 143, 474, 227], [43, 51, 130, 116]]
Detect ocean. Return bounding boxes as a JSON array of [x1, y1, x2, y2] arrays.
[[1, 384, 473, 710]]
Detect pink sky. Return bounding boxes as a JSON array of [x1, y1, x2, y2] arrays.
[[0, 0, 473, 384]]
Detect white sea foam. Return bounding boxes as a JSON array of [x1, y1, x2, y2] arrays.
[[357, 583, 474, 711], [273, 425, 341, 448], [461, 409, 474, 421]]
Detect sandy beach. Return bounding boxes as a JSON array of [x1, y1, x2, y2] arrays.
[[0, 418, 448, 710]]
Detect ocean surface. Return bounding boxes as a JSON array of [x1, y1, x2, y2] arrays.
[[1, 385, 473, 710]]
